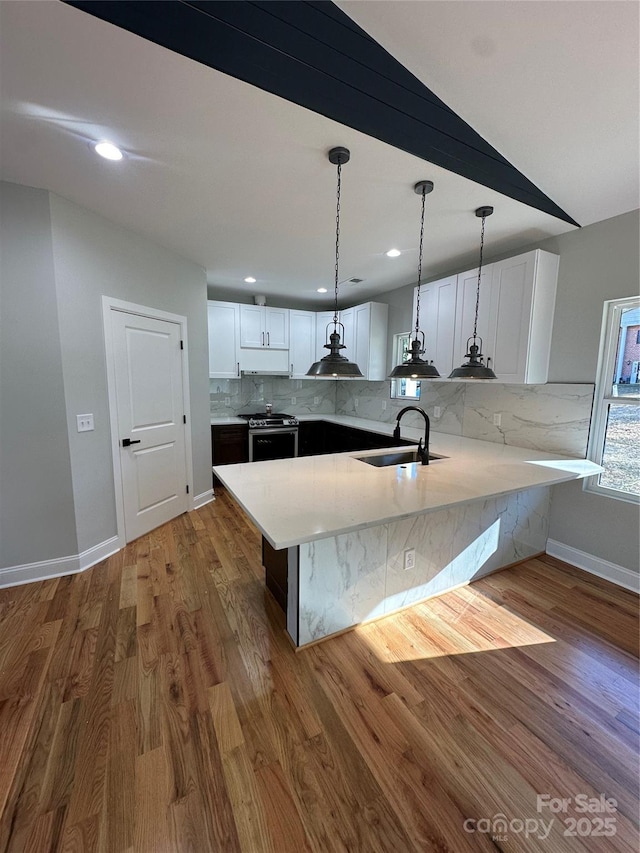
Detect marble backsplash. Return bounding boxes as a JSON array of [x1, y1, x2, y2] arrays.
[[211, 377, 594, 457], [210, 376, 336, 416], [336, 381, 594, 457]]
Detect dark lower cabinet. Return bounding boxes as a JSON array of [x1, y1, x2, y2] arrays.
[[211, 424, 248, 485], [262, 537, 289, 612], [299, 421, 415, 456]]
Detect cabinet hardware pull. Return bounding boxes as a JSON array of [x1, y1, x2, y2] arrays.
[[267, 332, 270, 346], [262, 332, 265, 346], [237, 362, 240, 376]]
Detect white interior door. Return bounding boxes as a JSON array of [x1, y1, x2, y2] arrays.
[[111, 309, 188, 542]]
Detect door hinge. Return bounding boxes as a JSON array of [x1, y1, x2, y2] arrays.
[[183, 415, 186, 424], [180, 340, 184, 350], [186, 484, 190, 494]]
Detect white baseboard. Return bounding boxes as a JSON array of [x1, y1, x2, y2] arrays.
[[546, 539, 639, 593], [79, 535, 122, 571], [0, 535, 122, 590], [191, 488, 214, 510]]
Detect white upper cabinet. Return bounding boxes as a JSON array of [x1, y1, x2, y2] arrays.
[[239, 305, 289, 349], [339, 306, 355, 362], [486, 249, 559, 383], [316, 304, 389, 380], [353, 302, 389, 381], [415, 248, 558, 384], [416, 275, 458, 377], [451, 267, 493, 372], [289, 310, 316, 378], [207, 300, 240, 379]]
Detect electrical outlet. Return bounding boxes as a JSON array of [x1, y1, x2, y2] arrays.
[[291, 397, 297, 405], [433, 406, 441, 419], [77, 413, 94, 432], [403, 548, 416, 571], [382, 400, 387, 411], [224, 397, 231, 406], [314, 396, 320, 405], [493, 413, 502, 427], [354, 397, 359, 408]]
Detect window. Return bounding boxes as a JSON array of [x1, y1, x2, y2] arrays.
[[390, 332, 421, 400], [585, 296, 640, 503]]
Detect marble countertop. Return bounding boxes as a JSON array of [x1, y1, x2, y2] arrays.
[[210, 415, 247, 425], [213, 415, 602, 550]]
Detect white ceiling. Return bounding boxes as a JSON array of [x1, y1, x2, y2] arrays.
[[1, 1, 638, 307]]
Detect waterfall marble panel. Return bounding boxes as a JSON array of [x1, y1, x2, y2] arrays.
[[295, 485, 551, 646], [450, 487, 550, 583], [462, 384, 594, 456], [385, 507, 457, 612], [298, 525, 387, 645]]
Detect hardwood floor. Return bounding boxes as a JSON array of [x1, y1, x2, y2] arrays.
[[1, 489, 638, 852]]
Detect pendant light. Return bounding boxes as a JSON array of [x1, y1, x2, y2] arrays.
[[306, 147, 363, 378], [448, 206, 497, 380], [388, 180, 440, 380]]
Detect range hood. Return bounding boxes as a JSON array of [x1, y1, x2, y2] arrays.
[[240, 347, 290, 375], [242, 369, 290, 376]]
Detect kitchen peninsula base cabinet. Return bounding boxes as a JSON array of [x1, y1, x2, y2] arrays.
[[213, 425, 602, 649], [266, 485, 551, 647]]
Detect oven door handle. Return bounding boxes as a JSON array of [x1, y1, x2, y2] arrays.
[[249, 427, 298, 437]]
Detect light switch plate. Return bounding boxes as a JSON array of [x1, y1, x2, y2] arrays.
[[77, 413, 94, 432]]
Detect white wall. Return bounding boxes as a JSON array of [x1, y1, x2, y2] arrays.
[[0, 181, 211, 571], [0, 183, 78, 567]]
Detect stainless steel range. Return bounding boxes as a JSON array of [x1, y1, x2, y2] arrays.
[[239, 410, 299, 462]]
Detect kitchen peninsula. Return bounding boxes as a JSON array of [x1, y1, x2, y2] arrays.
[[213, 416, 601, 648]]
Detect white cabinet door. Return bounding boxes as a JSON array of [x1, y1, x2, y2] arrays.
[[240, 304, 265, 348], [208, 300, 240, 378], [418, 276, 458, 377], [265, 306, 289, 349], [289, 310, 316, 377], [452, 267, 493, 370], [240, 305, 289, 348], [353, 302, 389, 380], [487, 250, 558, 383], [340, 307, 355, 361]]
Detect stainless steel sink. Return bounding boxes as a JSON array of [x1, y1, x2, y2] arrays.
[[355, 449, 447, 467]]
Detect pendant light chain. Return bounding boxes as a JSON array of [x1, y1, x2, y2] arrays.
[[472, 212, 487, 342], [333, 160, 342, 328], [414, 186, 426, 340]]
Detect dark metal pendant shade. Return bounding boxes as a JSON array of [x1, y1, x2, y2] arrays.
[[449, 205, 497, 380], [307, 147, 363, 378], [307, 327, 363, 377], [388, 337, 440, 379], [448, 338, 497, 379], [388, 180, 440, 380]]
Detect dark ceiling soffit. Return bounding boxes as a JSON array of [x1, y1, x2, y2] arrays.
[[64, 0, 579, 227]]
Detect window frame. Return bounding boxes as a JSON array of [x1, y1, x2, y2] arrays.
[[584, 295, 640, 504], [389, 332, 421, 400]]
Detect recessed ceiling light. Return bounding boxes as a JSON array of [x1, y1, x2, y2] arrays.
[[94, 141, 123, 161], [244, 276, 257, 283], [317, 287, 328, 293], [386, 248, 401, 258]]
